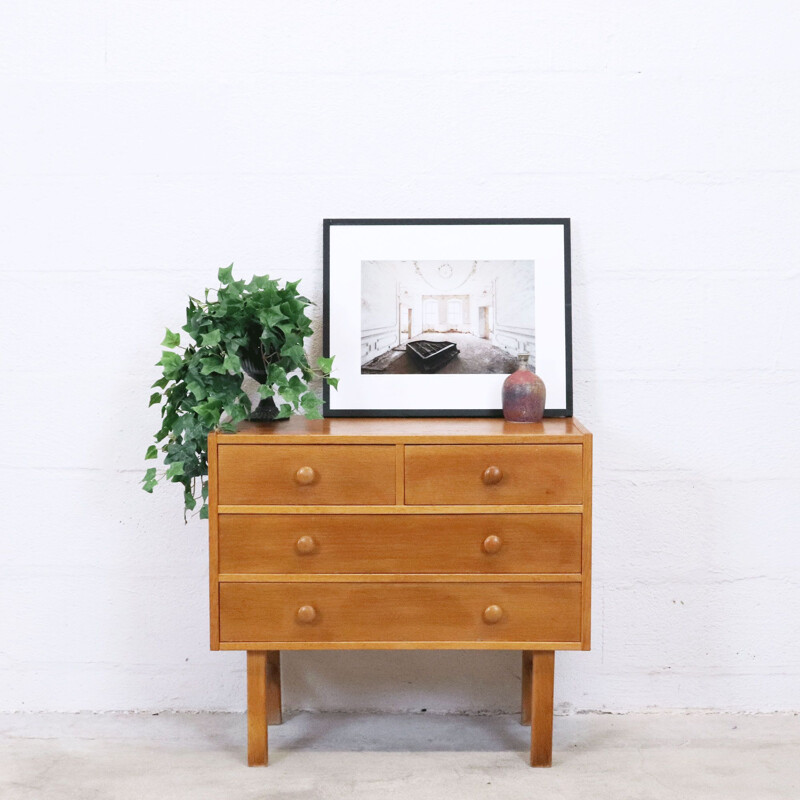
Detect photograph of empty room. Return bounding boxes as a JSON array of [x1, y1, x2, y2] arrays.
[[361, 260, 535, 374]]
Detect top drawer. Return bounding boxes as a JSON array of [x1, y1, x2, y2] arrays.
[[217, 445, 396, 505], [405, 444, 583, 505]]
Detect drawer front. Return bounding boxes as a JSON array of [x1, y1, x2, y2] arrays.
[[405, 444, 582, 505], [217, 445, 396, 505], [218, 514, 582, 574], [219, 582, 582, 643]]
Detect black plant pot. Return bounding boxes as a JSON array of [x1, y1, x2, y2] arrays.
[[240, 350, 285, 422]]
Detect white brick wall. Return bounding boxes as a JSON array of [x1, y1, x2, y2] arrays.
[[1, 1, 798, 713]]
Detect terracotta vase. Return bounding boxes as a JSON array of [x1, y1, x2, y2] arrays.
[[502, 353, 545, 423]]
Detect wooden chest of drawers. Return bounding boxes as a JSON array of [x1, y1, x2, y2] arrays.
[[208, 417, 592, 767]]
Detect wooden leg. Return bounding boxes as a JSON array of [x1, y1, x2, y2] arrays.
[[530, 650, 555, 768], [247, 651, 268, 766], [521, 650, 532, 725], [267, 650, 283, 725]]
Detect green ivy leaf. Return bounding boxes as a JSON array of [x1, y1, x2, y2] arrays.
[[287, 374, 305, 392], [145, 445, 158, 460], [276, 321, 297, 340], [186, 380, 207, 400], [224, 402, 249, 424], [267, 364, 287, 387], [143, 467, 157, 482], [281, 343, 307, 368], [151, 377, 169, 389], [199, 357, 225, 375], [317, 356, 334, 373], [218, 264, 234, 284], [260, 307, 286, 329], [282, 391, 300, 408], [327, 377, 339, 390], [281, 375, 305, 407], [249, 275, 274, 291], [300, 391, 322, 419], [193, 401, 222, 426], [166, 462, 185, 480], [199, 504, 209, 520], [222, 353, 241, 372], [200, 329, 221, 347], [183, 490, 197, 511], [157, 350, 181, 369], [161, 328, 180, 348], [257, 384, 275, 398], [148, 392, 162, 407]]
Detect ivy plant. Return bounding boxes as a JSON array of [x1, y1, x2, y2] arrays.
[[142, 265, 337, 520]]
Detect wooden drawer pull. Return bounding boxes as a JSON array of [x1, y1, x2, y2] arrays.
[[294, 466, 316, 485], [296, 605, 317, 623], [483, 604, 504, 624], [482, 465, 503, 485], [482, 535, 502, 554], [295, 535, 317, 554]]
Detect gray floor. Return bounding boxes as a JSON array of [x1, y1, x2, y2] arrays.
[[2, 712, 798, 799], [363, 333, 519, 374]]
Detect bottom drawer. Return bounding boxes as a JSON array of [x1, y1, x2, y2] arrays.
[[219, 582, 581, 644]]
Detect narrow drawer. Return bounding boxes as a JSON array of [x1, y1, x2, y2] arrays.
[[218, 514, 582, 574], [405, 445, 582, 505], [219, 582, 582, 643], [217, 445, 396, 505]]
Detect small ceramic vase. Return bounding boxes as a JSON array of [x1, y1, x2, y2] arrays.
[[502, 353, 545, 423]]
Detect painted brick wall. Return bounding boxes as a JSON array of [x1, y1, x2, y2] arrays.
[[1, 1, 798, 713]]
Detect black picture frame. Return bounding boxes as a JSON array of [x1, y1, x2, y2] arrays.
[[323, 218, 572, 418]]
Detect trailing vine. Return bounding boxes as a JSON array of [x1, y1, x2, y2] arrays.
[[142, 265, 336, 519]]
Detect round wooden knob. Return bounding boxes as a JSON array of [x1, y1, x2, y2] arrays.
[[483, 605, 503, 624], [482, 466, 503, 485], [296, 535, 317, 554], [482, 535, 502, 554], [295, 466, 316, 485], [296, 605, 317, 623]]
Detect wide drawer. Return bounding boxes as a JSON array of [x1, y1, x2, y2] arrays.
[[217, 445, 396, 505], [219, 582, 582, 643], [405, 445, 583, 505], [218, 514, 582, 574]]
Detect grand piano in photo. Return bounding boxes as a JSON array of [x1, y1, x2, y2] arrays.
[[405, 339, 459, 373]]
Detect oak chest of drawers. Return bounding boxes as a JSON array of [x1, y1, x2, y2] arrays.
[[208, 417, 592, 767]]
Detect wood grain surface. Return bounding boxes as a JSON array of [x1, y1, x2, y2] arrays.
[[246, 651, 268, 766], [207, 432, 220, 650], [218, 513, 582, 575], [223, 417, 586, 444], [220, 582, 581, 644], [521, 649, 533, 726], [405, 444, 583, 505], [217, 444, 396, 505], [530, 650, 555, 767]]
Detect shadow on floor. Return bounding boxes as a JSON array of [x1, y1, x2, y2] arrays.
[[272, 711, 530, 753]]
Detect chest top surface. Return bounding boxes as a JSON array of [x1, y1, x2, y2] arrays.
[[220, 417, 590, 445]]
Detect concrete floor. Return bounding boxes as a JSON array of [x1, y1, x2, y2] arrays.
[[1, 712, 798, 799], [363, 333, 519, 374]]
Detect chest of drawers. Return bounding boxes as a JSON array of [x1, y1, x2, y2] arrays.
[[208, 417, 592, 767]]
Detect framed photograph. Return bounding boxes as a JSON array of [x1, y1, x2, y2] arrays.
[[323, 218, 572, 418]]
